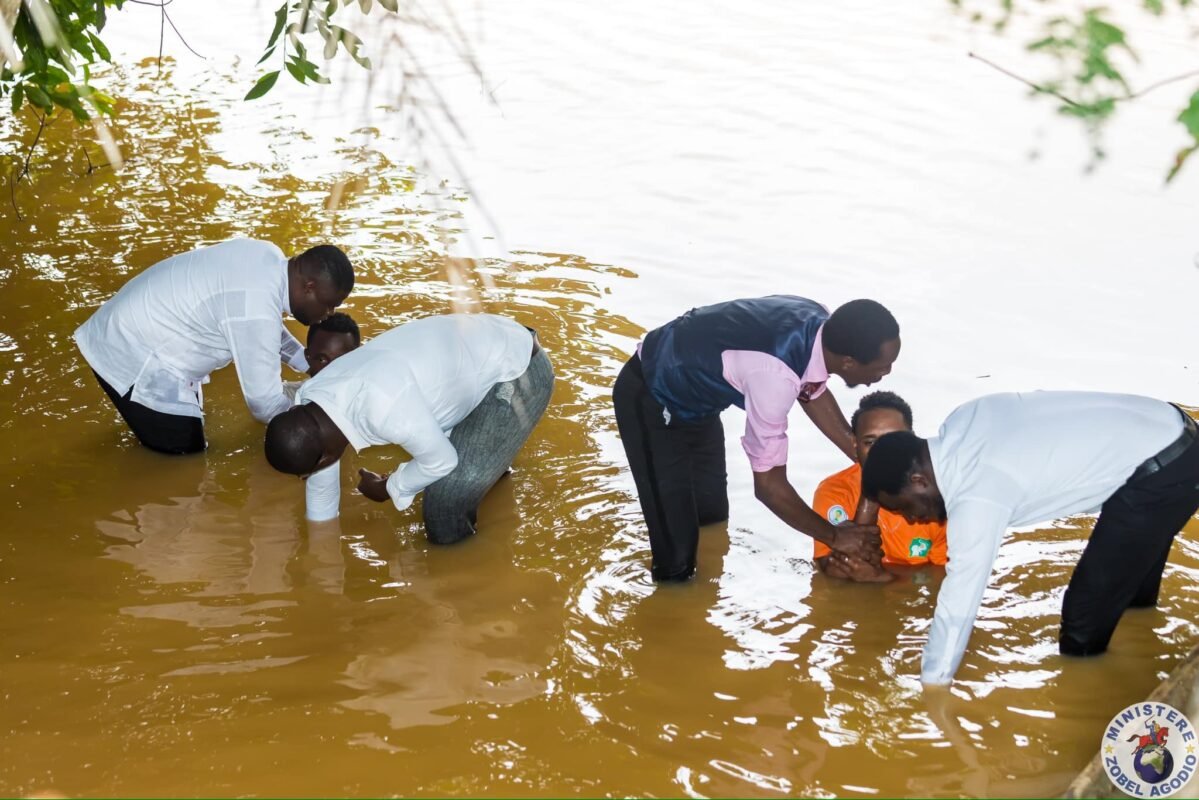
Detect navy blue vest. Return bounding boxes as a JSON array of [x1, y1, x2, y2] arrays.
[[640, 295, 827, 421]]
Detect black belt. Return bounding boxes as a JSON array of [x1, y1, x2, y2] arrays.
[[1128, 406, 1198, 483]]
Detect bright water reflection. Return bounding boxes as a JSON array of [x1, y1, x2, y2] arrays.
[[2, 1, 1199, 796]]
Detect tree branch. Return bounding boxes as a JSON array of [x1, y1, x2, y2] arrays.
[[968, 51, 1082, 107], [970, 51, 1199, 106], [16, 109, 47, 185]]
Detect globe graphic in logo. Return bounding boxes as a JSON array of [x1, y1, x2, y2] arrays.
[[1133, 743, 1175, 784]]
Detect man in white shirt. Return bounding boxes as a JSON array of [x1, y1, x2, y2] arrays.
[[264, 313, 554, 544], [75, 238, 354, 454], [860, 391, 1199, 685]]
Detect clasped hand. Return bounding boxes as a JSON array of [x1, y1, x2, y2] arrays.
[[825, 523, 892, 582], [357, 468, 391, 502]]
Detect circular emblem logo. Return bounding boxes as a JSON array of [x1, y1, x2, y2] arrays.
[[827, 505, 848, 525], [1103, 702, 1197, 797]]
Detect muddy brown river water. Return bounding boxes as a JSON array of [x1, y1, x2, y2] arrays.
[[2, 1, 1199, 796]]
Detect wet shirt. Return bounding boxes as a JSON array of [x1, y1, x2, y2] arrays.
[[812, 462, 947, 565], [298, 314, 534, 521], [74, 238, 308, 421], [922, 391, 1184, 685]]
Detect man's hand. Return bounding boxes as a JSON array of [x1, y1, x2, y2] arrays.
[[830, 522, 883, 566], [824, 551, 894, 583], [357, 469, 391, 502]]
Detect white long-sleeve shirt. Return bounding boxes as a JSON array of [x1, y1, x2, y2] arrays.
[[922, 391, 1185, 685], [297, 314, 535, 521], [74, 239, 308, 422]]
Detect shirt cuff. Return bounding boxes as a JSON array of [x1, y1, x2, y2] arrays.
[[287, 350, 310, 373], [385, 470, 417, 512], [805, 382, 828, 401], [742, 437, 789, 472]]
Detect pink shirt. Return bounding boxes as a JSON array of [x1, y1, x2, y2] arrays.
[[721, 326, 829, 472]]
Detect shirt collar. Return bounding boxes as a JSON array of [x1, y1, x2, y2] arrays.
[[801, 324, 829, 386]]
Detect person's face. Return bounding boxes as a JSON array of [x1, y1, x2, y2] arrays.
[[290, 272, 347, 326], [305, 330, 358, 376], [853, 407, 909, 464], [838, 337, 901, 388], [876, 473, 946, 524]]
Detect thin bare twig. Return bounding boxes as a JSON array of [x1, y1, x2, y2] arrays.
[[970, 51, 1199, 106], [968, 51, 1082, 107], [16, 110, 48, 185], [1128, 68, 1199, 100], [163, 9, 205, 58], [9, 174, 22, 222], [157, 2, 165, 76]]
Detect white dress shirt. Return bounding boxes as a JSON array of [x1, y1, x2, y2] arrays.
[[922, 391, 1185, 685], [75, 238, 308, 422], [297, 314, 534, 521]]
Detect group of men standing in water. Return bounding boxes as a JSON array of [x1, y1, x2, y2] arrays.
[[75, 238, 1199, 686]]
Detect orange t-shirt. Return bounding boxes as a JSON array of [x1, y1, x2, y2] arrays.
[[812, 463, 947, 565]]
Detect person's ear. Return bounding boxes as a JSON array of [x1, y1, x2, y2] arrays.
[[909, 472, 931, 492]]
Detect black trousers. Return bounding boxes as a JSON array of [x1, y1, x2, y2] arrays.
[[93, 371, 207, 455], [613, 353, 729, 581], [1059, 425, 1199, 655]]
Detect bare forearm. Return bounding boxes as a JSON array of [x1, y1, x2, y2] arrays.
[[753, 468, 838, 544], [854, 493, 879, 526], [801, 389, 855, 462]]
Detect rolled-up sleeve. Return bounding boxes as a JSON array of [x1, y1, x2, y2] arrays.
[[373, 398, 460, 511], [305, 460, 342, 522], [281, 327, 309, 373], [740, 370, 802, 472], [226, 316, 294, 423], [921, 498, 1012, 685]]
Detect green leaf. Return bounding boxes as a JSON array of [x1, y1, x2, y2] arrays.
[[285, 58, 307, 83], [1178, 91, 1199, 139], [1166, 144, 1197, 183], [1084, 16, 1126, 49], [377, 0, 398, 10], [1144, 0, 1165, 13], [295, 56, 329, 84], [244, 70, 281, 100], [266, 2, 288, 50], [95, 0, 107, 31], [322, 24, 338, 59], [329, 25, 370, 69], [87, 32, 111, 62], [358, 0, 372, 12], [68, 29, 94, 60], [25, 84, 53, 110], [11, 84, 23, 115]]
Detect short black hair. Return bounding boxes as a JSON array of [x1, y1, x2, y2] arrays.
[[851, 391, 913, 435], [295, 244, 354, 295], [861, 430, 926, 500], [823, 299, 899, 363], [264, 406, 324, 476], [308, 311, 360, 346]]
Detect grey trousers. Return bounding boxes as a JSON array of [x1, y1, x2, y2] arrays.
[[422, 348, 554, 544]]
